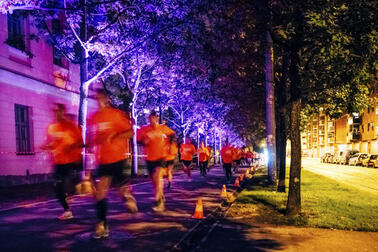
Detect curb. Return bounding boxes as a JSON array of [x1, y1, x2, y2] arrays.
[[171, 166, 258, 251]]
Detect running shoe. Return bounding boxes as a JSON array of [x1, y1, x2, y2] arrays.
[[152, 198, 165, 212], [58, 210, 73, 220], [92, 222, 109, 239], [125, 195, 138, 214]]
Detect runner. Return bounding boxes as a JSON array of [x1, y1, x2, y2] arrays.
[[206, 146, 212, 172], [198, 142, 210, 177], [89, 89, 137, 239], [164, 135, 178, 189], [41, 103, 83, 221], [241, 147, 247, 166], [220, 142, 234, 182], [180, 138, 196, 179], [233, 147, 242, 172], [138, 111, 175, 212], [231, 145, 238, 172], [246, 148, 253, 165]]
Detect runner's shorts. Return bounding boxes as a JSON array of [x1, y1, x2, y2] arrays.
[[166, 160, 174, 166], [223, 163, 232, 170], [146, 159, 166, 175], [97, 159, 131, 186], [182, 160, 192, 167], [54, 163, 81, 194]]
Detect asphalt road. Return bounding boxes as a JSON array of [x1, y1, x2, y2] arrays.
[[302, 158, 378, 196], [0, 165, 243, 252]]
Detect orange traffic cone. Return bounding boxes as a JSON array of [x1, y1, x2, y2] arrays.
[[192, 198, 205, 219], [220, 184, 227, 198], [240, 174, 244, 182], [234, 177, 240, 187]]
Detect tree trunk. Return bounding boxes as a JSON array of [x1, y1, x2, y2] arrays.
[[131, 103, 138, 176], [286, 49, 302, 216], [265, 31, 276, 184], [78, 0, 88, 171], [287, 100, 301, 215], [276, 55, 289, 192]]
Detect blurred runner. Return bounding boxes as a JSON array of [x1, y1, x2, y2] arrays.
[[89, 89, 137, 239], [138, 111, 175, 212], [220, 142, 233, 182], [241, 147, 247, 166], [180, 138, 196, 179], [164, 135, 178, 189], [246, 149, 253, 165], [206, 146, 212, 172], [198, 142, 210, 177], [41, 103, 83, 221], [233, 147, 242, 172]]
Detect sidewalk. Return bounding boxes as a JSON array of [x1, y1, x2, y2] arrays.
[[200, 217, 378, 252]]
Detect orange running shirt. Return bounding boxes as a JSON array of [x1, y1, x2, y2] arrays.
[[198, 146, 210, 162], [46, 120, 83, 165], [180, 143, 196, 161], [137, 124, 174, 161], [90, 107, 132, 164], [220, 145, 234, 164], [165, 142, 178, 161]]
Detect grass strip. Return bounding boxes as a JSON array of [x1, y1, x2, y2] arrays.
[[231, 168, 378, 231]]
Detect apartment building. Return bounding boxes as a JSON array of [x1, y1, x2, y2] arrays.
[[0, 11, 99, 185], [302, 87, 378, 157]]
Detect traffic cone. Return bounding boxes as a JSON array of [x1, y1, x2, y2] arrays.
[[220, 184, 227, 198], [192, 198, 204, 219], [234, 177, 240, 187], [240, 174, 244, 182]]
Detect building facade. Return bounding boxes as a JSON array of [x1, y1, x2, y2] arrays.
[[0, 11, 99, 185], [302, 87, 378, 157]]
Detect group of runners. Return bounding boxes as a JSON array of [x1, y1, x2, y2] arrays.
[[42, 89, 258, 239]]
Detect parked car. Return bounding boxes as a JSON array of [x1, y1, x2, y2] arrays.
[[348, 153, 369, 166], [361, 154, 371, 167], [366, 154, 378, 168], [326, 154, 335, 163], [339, 150, 359, 165], [321, 153, 332, 163]]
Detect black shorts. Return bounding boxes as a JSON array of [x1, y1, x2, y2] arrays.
[[166, 160, 174, 166], [146, 160, 166, 175], [97, 159, 130, 186], [182, 160, 192, 167], [54, 163, 81, 194], [223, 163, 232, 170]]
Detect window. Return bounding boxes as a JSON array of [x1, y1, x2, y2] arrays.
[[15, 104, 33, 154], [7, 11, 25, 51], [52, 19, 63, 66]]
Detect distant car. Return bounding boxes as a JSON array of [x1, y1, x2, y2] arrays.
[[339, 150, 359, 165], [361, 154, 371, 167], [366, 154, 378, 168], [321, 153, 332, 163], [326, 154, 335, 163], [348, 153, 369, 166]]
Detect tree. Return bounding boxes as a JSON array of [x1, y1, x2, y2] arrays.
[[268, 0, 376, 215]]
